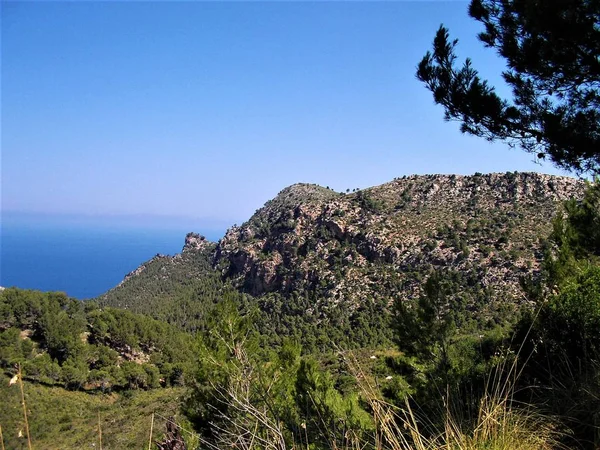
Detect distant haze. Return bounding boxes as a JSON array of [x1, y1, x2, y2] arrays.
[[1, 211, 231, 236]]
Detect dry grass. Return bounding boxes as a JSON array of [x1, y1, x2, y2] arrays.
[[343, 351, 564, 450], [199, 324, 566, 450], [209, 349, 564, 449]]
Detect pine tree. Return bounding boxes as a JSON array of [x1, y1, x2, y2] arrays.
[[417, 0, 600, 174]]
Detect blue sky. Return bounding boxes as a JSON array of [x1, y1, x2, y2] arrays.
[[1, 1, 569, 228]]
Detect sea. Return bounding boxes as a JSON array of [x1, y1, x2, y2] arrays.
[[0, 217, 226, 300]]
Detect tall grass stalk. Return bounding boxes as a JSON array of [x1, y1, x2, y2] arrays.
[[17, 364, 33, 450], [97, 411, 103, 450]]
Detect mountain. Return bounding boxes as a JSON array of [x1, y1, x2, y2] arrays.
[[99, 172, 585, 346]]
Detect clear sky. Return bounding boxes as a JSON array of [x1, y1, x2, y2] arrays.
[[1, 1, 570, 228]]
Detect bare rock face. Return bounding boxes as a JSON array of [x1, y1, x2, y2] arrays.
[[214, 172, 585, 314]]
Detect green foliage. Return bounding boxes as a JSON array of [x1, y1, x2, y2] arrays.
[[254, 291, 394, 353], [508, 182, 600, 448], [185, 301, 376, 447], [97, 246, 250, 334], [0, 378, 188, 450], [543, 265, 600, 359], [395, 271, 455, 361], [184, 299, 260, 436], [545, 181, 600, 283], [0, 288, 197, 393], [417, 0, 600, 174], [295, 357, 374, 444], [61, 356, 89, 390], [355, 190, 386, 213], [38, 295, 86, 363]]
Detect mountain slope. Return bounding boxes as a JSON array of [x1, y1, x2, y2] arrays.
[[99, 172, 585, 346], [215, 173, 584, 325], [97, 233, 248, 332]]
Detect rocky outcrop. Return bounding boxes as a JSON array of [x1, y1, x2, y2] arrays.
[[182, 232, 211, 253]]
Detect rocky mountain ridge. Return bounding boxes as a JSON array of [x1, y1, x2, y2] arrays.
[[215, 173, 583, 312], [102, 172, 586, 332]]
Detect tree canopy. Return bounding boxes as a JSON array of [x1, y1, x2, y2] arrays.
[[417, 0, 600, 174]]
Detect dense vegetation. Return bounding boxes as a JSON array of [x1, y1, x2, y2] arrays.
[[96, 240, 249, 334], [0, 288, 197, 391], [98, 232, 396, 353]]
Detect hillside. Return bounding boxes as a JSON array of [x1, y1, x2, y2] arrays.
[[0, 288, 198, 392], [97, 232, 250, 333], [0, 287, 204, 447], [215, 173, 583, 325], [4, 173, 598, 449], [100, 172, 585, 347]]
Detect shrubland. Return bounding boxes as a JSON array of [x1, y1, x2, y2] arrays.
[[2, 181, 599, 449]]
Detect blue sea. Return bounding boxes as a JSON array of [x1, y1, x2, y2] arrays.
[[0, 219, 225, 299]]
